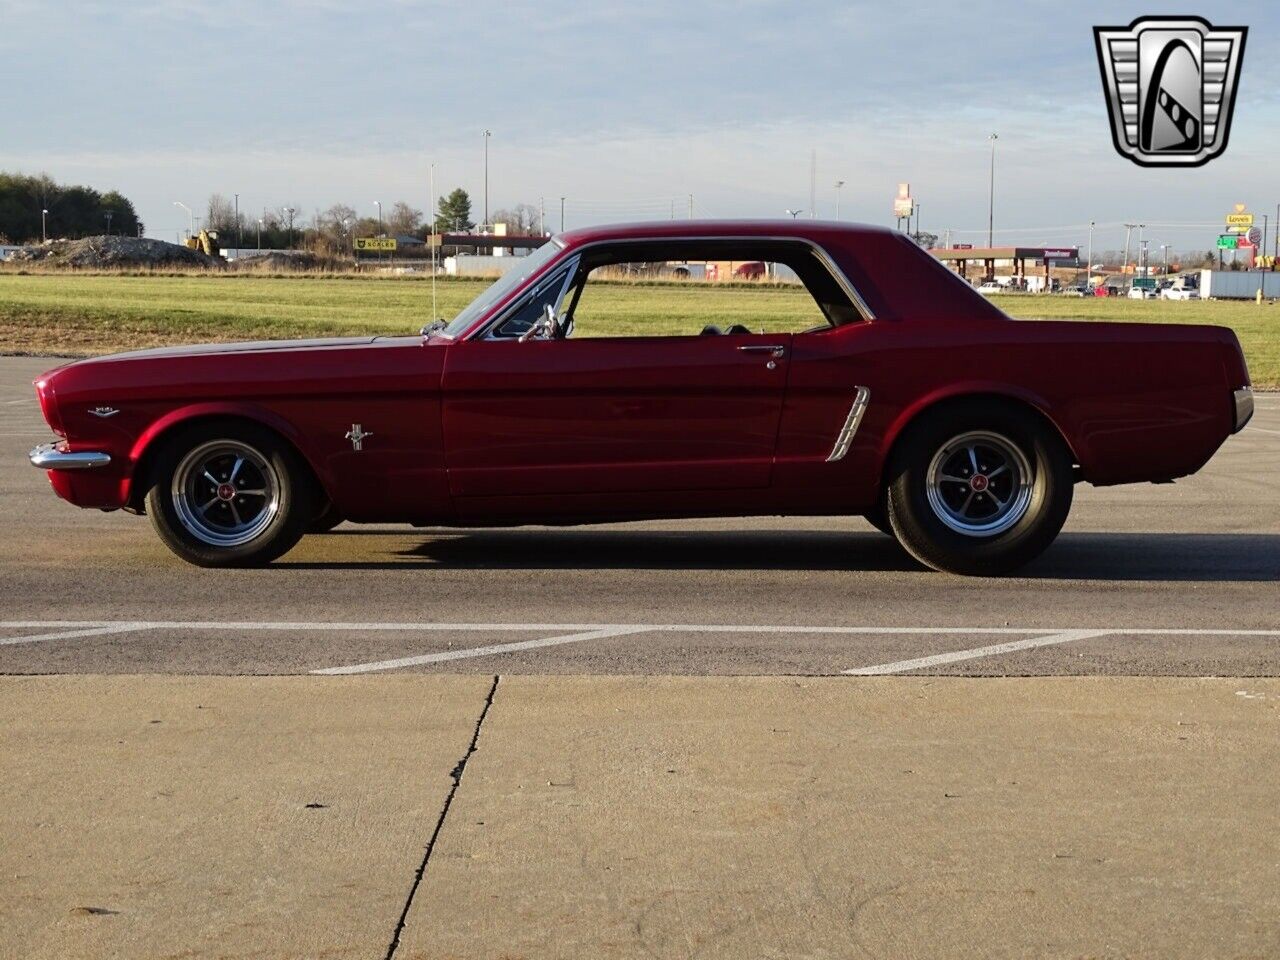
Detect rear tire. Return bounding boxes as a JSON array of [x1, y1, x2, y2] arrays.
[[144, 421, 312, 567], [885, 401, 1073, 575]]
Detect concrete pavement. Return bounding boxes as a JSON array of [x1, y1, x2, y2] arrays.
[[3, 674, 1278, 959]]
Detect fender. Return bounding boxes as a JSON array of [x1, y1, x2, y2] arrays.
[[125, 401, 337, 505], [878, 380, 1082, 467]]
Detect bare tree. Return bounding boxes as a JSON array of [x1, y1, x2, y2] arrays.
[[492, 203, 541, 234], [386, 201, 423, 237]]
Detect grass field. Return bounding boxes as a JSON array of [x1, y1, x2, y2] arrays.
[[0, 272, 1275, 385]]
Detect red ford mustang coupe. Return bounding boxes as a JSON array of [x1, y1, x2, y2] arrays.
[[29, 221, 1253, 574]]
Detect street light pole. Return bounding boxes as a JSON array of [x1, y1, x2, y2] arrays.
[[560, 196, 565, 233], [785, 209, 803, 219], [103, 211, 113, 236], [1122, 223, 1135, 284], [284, 207, 296, 249], [482, 129, 491, 229], [257, 219, 263, 252], [234, 193, 241, 255], [1086, 220, 1094, 285], [834, 180, 845, 220], [987, 132, 998, 248], [373, 201, 382, 236], [41, 208, 48, 242], [173, 201, 193, 239]]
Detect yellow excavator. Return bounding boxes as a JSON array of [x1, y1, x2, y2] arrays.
[[184, 230, 220, 257]]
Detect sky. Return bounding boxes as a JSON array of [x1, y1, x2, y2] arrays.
[[1, 0, 1276, 255]]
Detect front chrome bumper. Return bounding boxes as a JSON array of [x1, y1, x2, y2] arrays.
[[1233, 387, 1254, 434], [29, 442, 112, 471]]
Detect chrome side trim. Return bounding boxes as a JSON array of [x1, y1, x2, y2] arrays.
[[29, 442, 112, 471], [1233, 386, 1254, 433], [826, 386, 871, 462]]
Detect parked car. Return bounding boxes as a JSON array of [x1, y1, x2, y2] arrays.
[[1127, 286, 1156, 299], [1160, 285, 1199, 301], [29, 221, 1254, 575], [976, 281, 1003, 295]]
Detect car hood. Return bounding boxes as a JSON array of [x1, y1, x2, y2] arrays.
[[72, 335, 385, 365]]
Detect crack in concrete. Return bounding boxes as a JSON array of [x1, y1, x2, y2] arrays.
[[383, 673, 500, 960]]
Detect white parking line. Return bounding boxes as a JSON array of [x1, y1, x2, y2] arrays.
[[312, 626, 649, 674], [842, 629, 1112, 675], [0, 623, 153, 647], [2, 621, 1279, 674]]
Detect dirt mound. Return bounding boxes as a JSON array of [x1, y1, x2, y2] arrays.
[[9, 236, 222, 269]]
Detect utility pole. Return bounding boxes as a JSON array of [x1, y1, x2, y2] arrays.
[[284, 207, 296, 249], [1122, 223, 1135, 284], [688, 194, 694, 219], [834, 180, 845, 220], [560, 196, 565, 233], [482, 129, 491, 229], [1086, 220, 1094, 286], [539, 196, 545, 235], [41, 208, 47, 242], [234, 193, 241, 255], [257, 219, 263, 252], [987, 132, 998, 247], [103, 210, 113, 236]]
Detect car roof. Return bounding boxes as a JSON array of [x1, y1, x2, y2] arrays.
[[555, 219, 895, 248]]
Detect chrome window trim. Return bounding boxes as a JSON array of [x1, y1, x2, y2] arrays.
[[826, 386, 871, 462], [29, 442, 111, 471], [477, 254, 582, 340], [463, 233, 875, 340]]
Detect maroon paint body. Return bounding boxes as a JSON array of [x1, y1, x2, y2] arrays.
[[32, 221, 1250, 525]]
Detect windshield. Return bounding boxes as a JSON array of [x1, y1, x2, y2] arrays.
[[441, 239, 566, 338]]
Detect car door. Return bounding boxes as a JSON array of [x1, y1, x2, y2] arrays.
[[441, 331, 791, 498]]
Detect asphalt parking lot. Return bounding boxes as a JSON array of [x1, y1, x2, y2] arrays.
[[2, 355, 1277, 678]]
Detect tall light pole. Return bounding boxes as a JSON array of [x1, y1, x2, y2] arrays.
[[373, 201, 382, 236], [173, 201, 193, 239], [482, 129, 491, 229], [785, 209, 803, 219], [1160, 243, 1170, 274], [987, 132, 998, 248], [560, 196, 565, 233], [834, 180, 845, 220], [284, 207, 296, 249], [257, 218, 263, 252], [103, 211, 113, 236], [1085, 220, 1094, 286], [1122, 223, 1136, 283], [234, 193, 241, 254], [41, 208, 48, 242]]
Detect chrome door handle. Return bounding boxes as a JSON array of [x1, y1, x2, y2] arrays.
[[737, 344, 787, 358]]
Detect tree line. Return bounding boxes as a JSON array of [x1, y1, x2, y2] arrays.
[[0, 173, 143, 243], [201, 188, 545, 254]]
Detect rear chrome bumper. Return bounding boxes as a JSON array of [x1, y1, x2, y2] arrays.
[[1233, 387, 1254, 434], [29, 442, 112, 471]]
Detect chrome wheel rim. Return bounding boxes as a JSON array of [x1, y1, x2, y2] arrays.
[[925, 430, 1033, 538], [171, 440, 281, 547]]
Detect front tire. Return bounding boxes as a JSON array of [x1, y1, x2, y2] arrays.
[[885, 401, 1073, 575], [144, 422, 312, 567]]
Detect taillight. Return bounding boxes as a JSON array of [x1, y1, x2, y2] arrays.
[[34, 377, 65, 436]]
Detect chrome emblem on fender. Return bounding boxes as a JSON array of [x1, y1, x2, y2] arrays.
[[88, 406, 120, 418], [1094, 16, 1247, 167], [345, 423, 373, 451]]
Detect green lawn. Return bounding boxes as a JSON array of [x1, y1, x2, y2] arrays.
[[0, 273, 1274, 385]]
